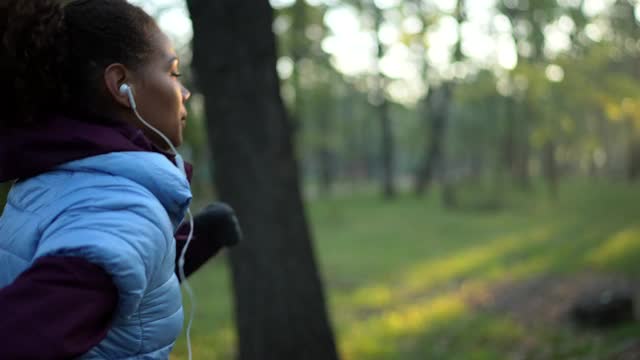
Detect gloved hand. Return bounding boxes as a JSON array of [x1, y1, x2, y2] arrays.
[[194, 202, 242, 247], [175, 202, 242, 279]]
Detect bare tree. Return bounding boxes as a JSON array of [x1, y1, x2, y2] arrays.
[[185, 1, 340, 359]]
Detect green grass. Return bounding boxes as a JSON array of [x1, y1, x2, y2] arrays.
[[171, 178, 640, 359]]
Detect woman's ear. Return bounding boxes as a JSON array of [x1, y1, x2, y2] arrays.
[[104, 63, 132, 108]]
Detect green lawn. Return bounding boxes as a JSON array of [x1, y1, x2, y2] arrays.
[[171, 179, 640, 359]]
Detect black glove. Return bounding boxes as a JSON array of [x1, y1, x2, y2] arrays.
[[175, 202, 242, 279], [194, 202, 242, 248]]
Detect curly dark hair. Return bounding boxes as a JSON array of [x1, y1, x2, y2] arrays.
[[0, 0, 159, 128]]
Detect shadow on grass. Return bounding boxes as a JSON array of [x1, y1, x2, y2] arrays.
[[334, 201, 640, 360]]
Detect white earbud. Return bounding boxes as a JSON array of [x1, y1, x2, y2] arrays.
[[119, 83, 137, 110]]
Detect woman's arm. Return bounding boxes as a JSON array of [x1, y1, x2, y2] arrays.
[[0, 256, 117, 360]]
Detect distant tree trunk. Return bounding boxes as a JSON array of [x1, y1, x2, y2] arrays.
[[290, 0, 306, 132], [362, 106, 377, 182], [442, 182, 458, 209], [598, 114, 613, 178], [347, 96, 366, 185], [490, 95, 510, 205], [414, 83, 453, 195], [513, 101, 532, 189], [629, 141, 640, 181], [186, 1, 339, 359], [416, 0, 462, 199], [318, 149, 333, 194], [373, 4, 395, 199], [317, 112, 334, 195], [542, 140, 558, 198], [379, 99, 394, 198], [628, 120, 640, 181], [619, 0, 640, 181], [503, 96, 516, 173], [342, 92, 360, 186]]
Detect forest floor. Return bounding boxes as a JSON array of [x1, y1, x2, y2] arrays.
[[171, 178, 640, 359]]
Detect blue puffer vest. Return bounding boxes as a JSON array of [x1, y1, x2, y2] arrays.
[[0, 151, 192, 359]]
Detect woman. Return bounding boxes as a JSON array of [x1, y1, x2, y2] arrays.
[[0, 0, 237, 358]]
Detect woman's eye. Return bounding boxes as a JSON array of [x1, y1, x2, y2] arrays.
[[171, 72, 182, 78]]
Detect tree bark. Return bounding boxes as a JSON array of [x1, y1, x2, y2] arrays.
[[629, 139, 640, 181], [186, 1, 339, 359], [290, 0, 306, 132], [317, 110, 334, 195], [543, 140, 558, 198], [414, 83, 452, 196], [514, 101, 532, 189], [379, 99, 395, 198], [362, 105, 377, 183], [373, 4, 395, 199], [342, 92, 361, 186], [502, 96, 516, 174], [628, 120, 640, 181]]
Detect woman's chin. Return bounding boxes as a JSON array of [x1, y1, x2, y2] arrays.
[[173, 135, 183, 149]]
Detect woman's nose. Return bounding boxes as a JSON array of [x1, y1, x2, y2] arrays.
[[182, 85, 191, 102]]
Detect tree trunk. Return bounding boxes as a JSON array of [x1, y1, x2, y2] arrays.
[[502, 96, 516, 174], [441, 179, 458, 209], [543, 140, 558, 198], [629, 139, 640, 181], [415, 0, 461, 197], [514, 101, 532, 189], [362, 105, 377, 183], [317, 112, 334, 195], [374, 4, 395, 199], [626, 119, 640, 181], [379, 98, 395, 198], [414, 83, 452, 195], [342, 93, 361, 187], [290, 0, 306, 132], [186, 1, 339, 359], [491, 95, 510, 206], [318, 148, 333, 194]]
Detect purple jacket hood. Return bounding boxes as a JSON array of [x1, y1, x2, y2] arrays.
[[0, 114, 192, 183]]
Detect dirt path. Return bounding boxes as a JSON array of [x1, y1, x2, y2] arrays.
[[467, 271, 640, 359]]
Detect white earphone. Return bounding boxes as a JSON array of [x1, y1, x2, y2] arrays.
[[119, 83, 137, 110], [119, 82, 196, 360]]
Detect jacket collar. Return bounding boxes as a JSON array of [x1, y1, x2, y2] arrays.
[[0, 114, 192, 183]]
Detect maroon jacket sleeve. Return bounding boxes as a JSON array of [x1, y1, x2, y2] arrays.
[[0, 256, 118, 360]]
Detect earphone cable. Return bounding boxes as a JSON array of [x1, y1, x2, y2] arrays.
[[132, 104, 196, 360], [178, 208, 196, 360]]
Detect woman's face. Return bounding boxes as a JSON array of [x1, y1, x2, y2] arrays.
[[129, 30, 191, 150]]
